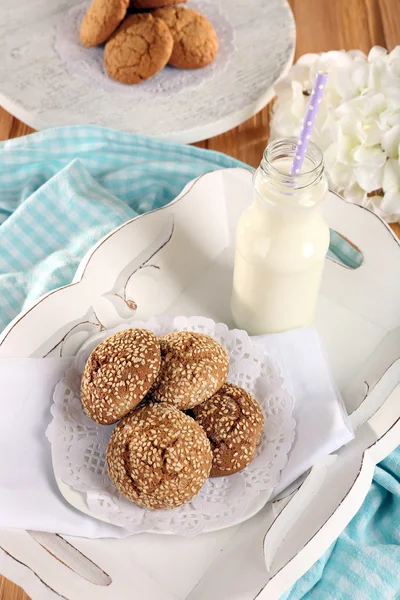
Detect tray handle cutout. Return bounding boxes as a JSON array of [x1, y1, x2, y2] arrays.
[[28, 532, 111, 587], [328, 230, 363, 269]]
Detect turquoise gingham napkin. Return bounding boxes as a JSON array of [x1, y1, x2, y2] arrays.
[[0, 126, 397, 599], [281, 450, 400, 600]]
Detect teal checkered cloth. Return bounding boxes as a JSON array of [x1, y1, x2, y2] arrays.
[[281, 450, 400, 600], [0, 126, 397, 599]]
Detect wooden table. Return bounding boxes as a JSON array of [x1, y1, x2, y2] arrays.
[[0, 1, 399, 598]]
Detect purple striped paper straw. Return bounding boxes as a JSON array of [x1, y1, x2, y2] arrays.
[[290, 70, 328, 175]]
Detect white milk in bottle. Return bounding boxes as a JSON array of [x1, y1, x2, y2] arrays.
[[231, 139, 330, 334]]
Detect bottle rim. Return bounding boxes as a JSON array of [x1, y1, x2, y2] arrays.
[[259, 138, 324, 191]]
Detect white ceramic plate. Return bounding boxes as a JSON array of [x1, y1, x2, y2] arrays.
[[57, 478, 271, 535], [0, 169, 399, 600], [0, 0, 295, 143]]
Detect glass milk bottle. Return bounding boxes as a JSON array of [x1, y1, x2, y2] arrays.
[[231, 139, 330, 335]]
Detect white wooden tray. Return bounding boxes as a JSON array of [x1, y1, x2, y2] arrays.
[[0, 0, 295, 143], [0, 168, 399, 600]]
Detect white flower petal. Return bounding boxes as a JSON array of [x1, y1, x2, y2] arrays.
[[390, 57, 400, 78], [366, 188, 400, 223], [319, 117, 339, 150], [290, 82, 309, 118], [337, 130, 357, 163], [336, 115, 365, 144], [385, 86, 400, 106], [378, 187, 400, 222], [386, 111, 400, 128], [367, 62, 385, 91], [363, 121, 383, 146], [269, 115, 301, 139], [368, 46, 388, 62], [327, 160, 355, 189], [354, 165, 384, 192], [363, 194, 388, 219], [352, 63, 369, 92], [389, 46, 400, 60], [362, 92, 387, 117], [348, 49, 367, 61], [381, 125, 400, 158], [352, 145, 387, 168], [323, 143, 338, 168], [275, 63, 312, 96], [333, 68, 358, 100], [296, 53, 319, 67], [343, 182, 368, 205], [334, 97, 363, 118], [383, 158, 400, 191]]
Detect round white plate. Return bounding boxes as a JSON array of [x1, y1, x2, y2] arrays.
[[0, 0, 295, 143], [48, 316, 295, 536], [56, 478, 271, 535]]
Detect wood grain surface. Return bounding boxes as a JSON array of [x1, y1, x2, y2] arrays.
[[0, 1, 399, 598]]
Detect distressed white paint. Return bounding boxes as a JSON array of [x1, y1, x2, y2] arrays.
[[0, 0, 295, 143], [0, 169, 399, 600]]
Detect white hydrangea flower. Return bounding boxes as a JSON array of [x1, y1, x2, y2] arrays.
[[270, 46, 400, 223]]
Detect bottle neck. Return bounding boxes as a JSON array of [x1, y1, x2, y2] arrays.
[[255, 138, 327, 214]]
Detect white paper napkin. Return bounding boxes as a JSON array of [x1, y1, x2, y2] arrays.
[[252, 328, 354, 496], [0, 358, 124, 538], [0, 328, 353, 537]]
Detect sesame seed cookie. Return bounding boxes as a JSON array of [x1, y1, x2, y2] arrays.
[[131, 0, 186, 9], [80, 0, 129, 48], [104, 13, 173, 84], [80, 328, 161, 425], [153, 7, 218, 69], [107, 402, 212, 509], [150, 331, 229, 410], [192, 383, 264, 477]]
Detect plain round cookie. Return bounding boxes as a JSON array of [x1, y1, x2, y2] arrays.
[[107, 403, 212, 509], [151, 331, 229, 410], [153, 7, 218, 69], [81, 328, 161, 425], [104, 14, 173, 84], [131, 0, 186, 9], [192, 383, 264, 477], [80, 0, 129, 48]]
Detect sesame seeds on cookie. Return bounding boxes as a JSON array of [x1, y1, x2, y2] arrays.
[[150, 331, 229, 410], [106, 403, 212, 509], [80, 328, 161, 425], [192, 383, 265, 477]]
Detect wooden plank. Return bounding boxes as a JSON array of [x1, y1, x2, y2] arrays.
[[0, 108, 14, 142], [0, 576, 26, 600], [379, 0, 400, 50], [289, 0, 386, 53]]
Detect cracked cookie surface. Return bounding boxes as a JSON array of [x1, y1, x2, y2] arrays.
[[153, 6, 218, 69], [80, 0, 129, 48], [107, 403, 212, 509], [150, 331, 229, 410], [192, 383, 264, 477], [104, 13, 173, 84], [80, 328, 161, 424], [131, 0, 186, 9]]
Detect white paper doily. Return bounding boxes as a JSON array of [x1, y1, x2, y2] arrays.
[[47, 316, 295, 536], [55, 1, 235, 97]]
